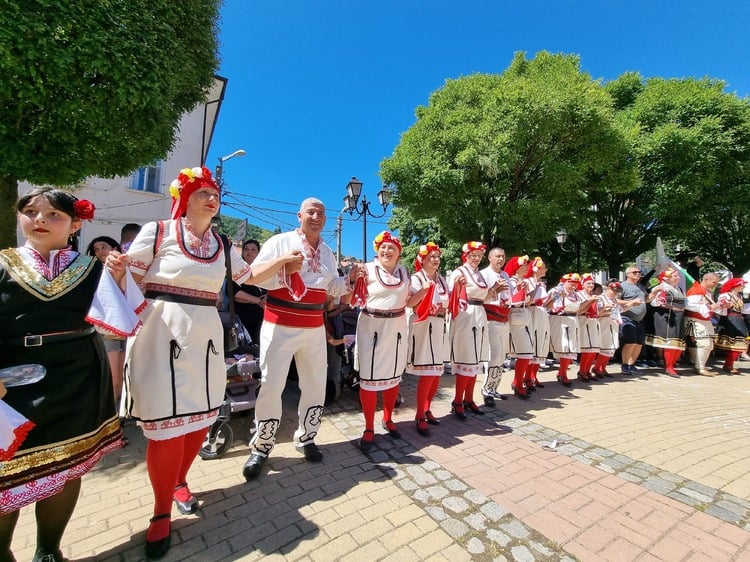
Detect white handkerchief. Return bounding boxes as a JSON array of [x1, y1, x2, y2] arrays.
[[86, 269, 147, 337]]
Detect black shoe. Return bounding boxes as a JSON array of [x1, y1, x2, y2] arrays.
[[450, 402, 467, 420], [415, 418, 429, 436], [173, 483, 197, 515], [497, 393, 508, 400], [382, 420, 401, 439], [32, 550, 64, 562], [144, 513, 171, 560], [464, 401, 485, 415], [483, 394, 496, 407], [242, 452, 267, 481], [302, 442, 323, 462], [425, 411, 440, 425]]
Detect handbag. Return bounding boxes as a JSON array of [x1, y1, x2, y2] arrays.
[[220, 235, 240, 353]]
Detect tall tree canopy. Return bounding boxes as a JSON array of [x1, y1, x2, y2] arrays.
[[622, 76, 750, 274], [380, 51, 636, 258], [0, 0, 221, 247]]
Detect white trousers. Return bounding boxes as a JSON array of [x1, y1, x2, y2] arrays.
[[250, 322, 327, 455]]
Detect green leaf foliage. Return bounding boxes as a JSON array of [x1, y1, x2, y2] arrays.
[[380, 51, 635, 256], [0, 0, 220, 247]]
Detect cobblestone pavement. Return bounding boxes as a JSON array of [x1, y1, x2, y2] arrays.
[[8, 358, 750, 561]]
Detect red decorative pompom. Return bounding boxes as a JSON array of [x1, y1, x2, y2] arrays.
[[73, 199, 96, 220]]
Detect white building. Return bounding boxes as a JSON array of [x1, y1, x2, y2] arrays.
[[17, 76, 227, 250]]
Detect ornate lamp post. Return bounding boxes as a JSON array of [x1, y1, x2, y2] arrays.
[[556, 229, 581, 271], [343, 177, 391, 262]]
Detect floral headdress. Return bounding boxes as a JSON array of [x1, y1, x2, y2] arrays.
[[169, 166, 218, 219], [560, 272, 581, 289], [461, 241, 486, 262], [504, 255, 529, 276], [720, 277, 746, 294], [524, 256, 545, 278], [581, 273, 595, 285], [373, 231, 402, 254], [415, 242, 441, 272], [73, 199, 96, 221], [658, 267, 677, 283]]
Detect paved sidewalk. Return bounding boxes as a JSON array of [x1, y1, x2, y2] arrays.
[[8, 360, 750, 561]]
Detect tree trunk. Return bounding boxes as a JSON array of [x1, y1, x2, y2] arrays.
[[0, 175, 19, 249]]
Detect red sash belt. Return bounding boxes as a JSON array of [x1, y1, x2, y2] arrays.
[[484, 304, 510, 322], [685, 310, 711, 321], [264, 288, 327, 328]]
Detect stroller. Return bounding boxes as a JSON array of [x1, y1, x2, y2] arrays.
[[200, 351, 261, 460]]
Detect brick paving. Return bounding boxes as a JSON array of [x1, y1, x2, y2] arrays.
[[8, 358, 750, 561]]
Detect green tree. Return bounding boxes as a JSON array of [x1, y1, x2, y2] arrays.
[[380, 51, 635, 257], [0, 1, 221, 247], [615, 75, 750, 274]]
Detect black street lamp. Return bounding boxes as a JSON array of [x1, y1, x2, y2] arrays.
[[343, 177, 391, 262], [556, 229, 581, 272]]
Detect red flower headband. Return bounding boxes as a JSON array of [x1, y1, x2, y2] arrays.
[[373, 231, 402, 254], [461, 241, 486, 262], [73, 200, 96, 221], [415, 242, 441, 271], [169, 166, 219, 220]]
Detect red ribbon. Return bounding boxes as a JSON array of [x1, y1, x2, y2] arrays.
[[350, 276, 368, 308], [448, 282, 468, 318], [288, 272, 306, 301], [414, 283, 436, 322]]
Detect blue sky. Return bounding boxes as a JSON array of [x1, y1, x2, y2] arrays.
[[207, 0, 750, 259]]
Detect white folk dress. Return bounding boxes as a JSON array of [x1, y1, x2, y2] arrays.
[[123, 219, 252, 440], [406, 270, 449, 377], [356, 261, 411, 392], [449, 265, 490, 377]]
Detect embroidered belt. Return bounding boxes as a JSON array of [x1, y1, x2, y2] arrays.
[[266, 295, 326, 311], [432, 313, 446, 318], [363, 307, 405, 318], [145, 291, 216, 307], [4, 327, 95, 347], [467, 299, 484, 306]]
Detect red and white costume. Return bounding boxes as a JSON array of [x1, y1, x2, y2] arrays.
[[449, 265, 490, 376], [547, 273, 582, 385], [684, 282, 716, 371], [480, 265, 511, 399], [406, 269, 449, 378], [249, 229, 350, 455], [125, 218, 251, 439], [356, 261, 412, 390], [597, 293, 621, 359]]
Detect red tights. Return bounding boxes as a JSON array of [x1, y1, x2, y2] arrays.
[[145, 428, 208, 540], [360, 386, 400, 431], [453, 374, 477, 405], [663, 349, 682, 373], [415, 376, 441, 419], [724, 350, 741, 370]]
